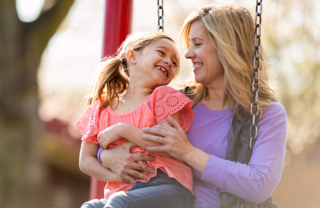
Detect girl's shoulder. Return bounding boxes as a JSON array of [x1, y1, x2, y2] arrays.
[[153, 85, 178, 93], [150, 85, 191, 103]]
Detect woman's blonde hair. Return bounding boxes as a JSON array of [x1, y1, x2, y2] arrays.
[[180, 4, 276, 120], [89, 31, 178, 108]]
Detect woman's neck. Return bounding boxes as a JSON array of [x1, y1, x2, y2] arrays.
[[200, 85, 234, 111]]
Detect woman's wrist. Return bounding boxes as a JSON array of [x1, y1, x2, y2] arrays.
[[100, 149, 113, 169], [184, 145, 210, 174]]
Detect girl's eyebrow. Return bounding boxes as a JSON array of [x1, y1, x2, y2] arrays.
[[156, 45, 169, 50], [156, 45, 179, 63]]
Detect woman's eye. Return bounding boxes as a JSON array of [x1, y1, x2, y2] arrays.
[[173, 62, 177, 67], [195, 43, 201, 47]]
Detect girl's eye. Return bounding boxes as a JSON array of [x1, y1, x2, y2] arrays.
[[195, 43, 201, 47], [157, 50, 164, 55], [173, 62, 177, 67]]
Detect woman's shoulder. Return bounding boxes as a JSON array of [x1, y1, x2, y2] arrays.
[[259, 102, 287, 127], [264, 102, 287, 117]]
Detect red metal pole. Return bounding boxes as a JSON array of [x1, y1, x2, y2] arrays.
[[89, 0, 133, 200]]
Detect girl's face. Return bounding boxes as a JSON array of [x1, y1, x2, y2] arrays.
[[185, 21, 224, 88], [131, 38, 179, 88]]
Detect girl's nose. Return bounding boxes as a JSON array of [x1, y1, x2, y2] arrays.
[[164, 58, 173, 67]]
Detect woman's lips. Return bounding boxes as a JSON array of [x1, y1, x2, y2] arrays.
[[193, 63, 203, 71]]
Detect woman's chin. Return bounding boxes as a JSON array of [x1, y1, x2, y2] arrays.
[[194, 76, 204, 84]]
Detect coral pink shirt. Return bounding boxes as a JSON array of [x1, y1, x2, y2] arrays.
[[75, 86, 194, 198]]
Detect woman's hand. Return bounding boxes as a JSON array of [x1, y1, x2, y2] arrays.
[[143, 116, 210, 173], [97, 123, 122, 149], [100, 142, 156, 184], [142, 116, 194, 160]]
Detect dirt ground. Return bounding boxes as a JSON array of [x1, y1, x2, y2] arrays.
[[272, 147, 320, 208]]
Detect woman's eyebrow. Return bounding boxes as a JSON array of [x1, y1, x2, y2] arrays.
[[189, 37, 204, 41]]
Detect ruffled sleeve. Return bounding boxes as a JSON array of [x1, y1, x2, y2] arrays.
[[74, 101, 101, 144], [148, 86, 194, 132]]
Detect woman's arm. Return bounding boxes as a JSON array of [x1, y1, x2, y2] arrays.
[[143, 103, 287, 203], [79, 141, 121, 182], [98, 142, 155, 184], [98, 112, 180, 157]]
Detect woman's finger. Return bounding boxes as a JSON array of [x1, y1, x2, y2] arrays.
[[131, 152, 156, 162], [142, 125, 171, 136], [142, 135, 167, 144], [137, 160, 148, 169], [167, 116, 182, 129], [126, 169, 149, 181], [121, 175, 136, 184], [145, 145, 167, 152]]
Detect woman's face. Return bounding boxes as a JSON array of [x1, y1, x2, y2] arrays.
[[185, 20, 224, 88]]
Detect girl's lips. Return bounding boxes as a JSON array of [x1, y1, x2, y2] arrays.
[[156, 66, 168, 77]]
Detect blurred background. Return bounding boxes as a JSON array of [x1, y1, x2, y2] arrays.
[[0, 0, 319, 207]]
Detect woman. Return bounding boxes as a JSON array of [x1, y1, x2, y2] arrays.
[[97, 4, 287, 208]]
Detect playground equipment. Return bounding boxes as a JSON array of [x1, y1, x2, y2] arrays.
[[89, 0, 263, 200]]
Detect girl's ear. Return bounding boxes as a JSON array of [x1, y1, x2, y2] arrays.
[[126, 49, 137, 65]]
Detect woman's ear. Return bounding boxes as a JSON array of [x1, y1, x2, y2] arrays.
[[126, 49, 137, 65]]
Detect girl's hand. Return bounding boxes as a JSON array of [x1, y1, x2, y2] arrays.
[[98, 123, 122, 149], [100, 142, 156, 184], [142, 116, 195, 160]]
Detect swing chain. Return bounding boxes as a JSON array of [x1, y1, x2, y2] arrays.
[[250, 0, 262, 150], [157, 0, 164, 32]]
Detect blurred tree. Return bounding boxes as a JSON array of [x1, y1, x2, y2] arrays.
[[0, 0, 74, 207], [264, 0, 320, 154]]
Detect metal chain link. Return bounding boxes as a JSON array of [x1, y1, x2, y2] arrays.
[[250, 0, 263, 149], [157, 0, 164, 32]]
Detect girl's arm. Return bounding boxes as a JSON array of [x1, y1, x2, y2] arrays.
[[79, 141, 122, 182], [98, 112, 180, 157]]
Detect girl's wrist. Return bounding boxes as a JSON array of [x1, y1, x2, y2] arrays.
[[116, 123, 127, 138]]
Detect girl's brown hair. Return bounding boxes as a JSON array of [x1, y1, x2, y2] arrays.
[[180, 4, 276, 120], [89, 31, 177, 108]]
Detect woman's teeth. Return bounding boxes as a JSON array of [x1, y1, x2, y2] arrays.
[[193, 64, 203, 70]]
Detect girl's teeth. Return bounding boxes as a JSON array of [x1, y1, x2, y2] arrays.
[[157, 67, 167, 76]]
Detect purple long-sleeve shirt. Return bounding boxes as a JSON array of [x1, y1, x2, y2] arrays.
[[188, 102, 287, 208], [97, 101, 287, 207]]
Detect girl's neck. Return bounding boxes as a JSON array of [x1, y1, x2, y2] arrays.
[[122, 83, 154, 101]]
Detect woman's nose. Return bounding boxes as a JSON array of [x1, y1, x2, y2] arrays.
[[185, 48, 195, 59]]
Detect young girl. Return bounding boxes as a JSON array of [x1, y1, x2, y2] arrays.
[[75, 31, 194, 208]]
